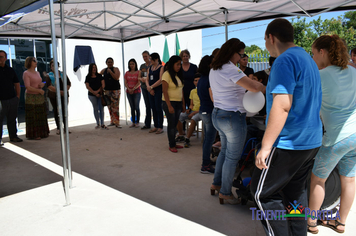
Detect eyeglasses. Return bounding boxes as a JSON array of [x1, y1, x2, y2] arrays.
[[32, 59, 37, 62], [238, 53, 244, 57]]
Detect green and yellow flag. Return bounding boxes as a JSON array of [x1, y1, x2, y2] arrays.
[[175, 33, 181, 56], [162, 38, 170, 64]]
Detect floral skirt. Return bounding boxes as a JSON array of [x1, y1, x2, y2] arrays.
[[25, 93, 49, 139]]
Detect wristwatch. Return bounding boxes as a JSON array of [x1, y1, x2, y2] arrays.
[[150, 86, 153, 90]]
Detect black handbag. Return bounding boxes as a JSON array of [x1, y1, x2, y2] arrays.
[[101, 94, 111, 106]]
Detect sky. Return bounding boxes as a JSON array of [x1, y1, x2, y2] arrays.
[[202, 10, 348, 56]]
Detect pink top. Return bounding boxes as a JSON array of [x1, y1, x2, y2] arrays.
[[23, 70, 42, 94], [124, 71, 141, 94]]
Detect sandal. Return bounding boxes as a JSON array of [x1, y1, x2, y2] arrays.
[[95, 125, 100, 129], [321, 220, 345, 233], [149, 128, 158, 133], [155, 129, 164, 134], [101, 125, 109, 130], [307, 222, 319, 234]]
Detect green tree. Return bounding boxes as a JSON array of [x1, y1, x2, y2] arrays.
[[291, 11, 356, 53]]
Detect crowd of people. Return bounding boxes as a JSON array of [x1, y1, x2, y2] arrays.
[[1, 17, 356, 236]]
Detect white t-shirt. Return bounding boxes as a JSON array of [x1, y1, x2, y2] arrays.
[[209, 61, 247, 112]]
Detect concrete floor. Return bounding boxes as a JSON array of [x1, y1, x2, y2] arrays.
[[0, 117, 355, 236]]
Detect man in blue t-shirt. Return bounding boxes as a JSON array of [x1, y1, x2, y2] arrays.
[[250, 19, 322, 236]]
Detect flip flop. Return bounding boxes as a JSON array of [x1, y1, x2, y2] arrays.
[[155, 129, 164, 134], [149, 129, 158, 133]]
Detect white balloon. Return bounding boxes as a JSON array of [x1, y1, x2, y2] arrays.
[[243, 91, 265, 113], [246, 111, 258, 117]]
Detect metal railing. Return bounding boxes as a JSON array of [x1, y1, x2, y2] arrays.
[[247, 53, 270, 72]]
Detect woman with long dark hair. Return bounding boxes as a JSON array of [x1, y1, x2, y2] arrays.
[[209, 38, 265, 204], [100, 57, 122, 128], [146, 53, 164, 134], [197, 55, 216, 173], [307, 35, 356, 234], [124, 58, 141, 127], [85, 63, 106, 129], [23, 56, 49, 140], [162, 55, 185, 153]]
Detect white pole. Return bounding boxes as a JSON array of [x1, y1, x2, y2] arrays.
[[48, 0, 70, 205]]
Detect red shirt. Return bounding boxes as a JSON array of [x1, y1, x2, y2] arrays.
[[124, 71, 141, 94]]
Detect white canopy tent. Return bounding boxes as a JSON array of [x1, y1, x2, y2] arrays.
[[1, 0, 356, 42], [1, 0, 356, 204]]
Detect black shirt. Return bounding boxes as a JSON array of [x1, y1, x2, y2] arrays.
[[85, 74, 104, 96], [243, 67, 254, 77], [103, 68, 120, 90], [0, 64, 19, 100]]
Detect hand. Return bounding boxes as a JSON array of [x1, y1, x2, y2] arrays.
[[38, 83, 45, 89], [43, 71, 48, 77], [39, 89, 45, 96], [255, 147, 271, 170], [188, 113, 194, 119], [60, 91, 64, 96], [185, 108, 190, 114], [168, 105, 174, 114], [147, 86, 151, 92], [182, 107, 186, 113], [150, 90, 155, 96], [107, 68, 113, 74], [96, 93, 101, 98]]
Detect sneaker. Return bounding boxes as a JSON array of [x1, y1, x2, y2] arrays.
[[175, 135, 185, 142], [201, 165, 215, 174], [10, 137, 23, 142], [184, 138, 191, 148]]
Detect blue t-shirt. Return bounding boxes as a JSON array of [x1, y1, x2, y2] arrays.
[[197, 74, 214, 113], [266, 47, 322, 150]]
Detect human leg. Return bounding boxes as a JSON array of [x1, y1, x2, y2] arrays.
[[213, 109, 246, 196], [50, 97, 59, 130], [141, 88, 151, 128], [162, 101, 179, 149], [127, 93, 135, 124], [88, 95, 100, 125], [0, 100, 6, 141], [134, 92, 141, 123], [154, 89, 164, 130], [148, 93, 158, 129], [251, 148, 318, 236], [7, 97, 20, 139], [200, 111, 217, 166]]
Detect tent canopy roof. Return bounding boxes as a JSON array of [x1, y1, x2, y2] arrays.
[[1, 0, 356, 42]]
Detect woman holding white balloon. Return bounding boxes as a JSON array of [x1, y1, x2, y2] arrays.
[[209, 38, 265, 204]]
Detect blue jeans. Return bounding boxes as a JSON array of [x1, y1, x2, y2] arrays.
[[212, 108, 247, 196], [148, 89, 163, 129], [88, 95, 104, 126], [141, 88, 151, 128], [127, 92, 141, 123], [200, 111, 217, 166], [162, 101, 182, 148]]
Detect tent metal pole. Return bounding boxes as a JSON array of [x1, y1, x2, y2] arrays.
[[223, 8, 228, 42], [121, 28, 128, 125], [60, 0, 73, 188], [48, 0, 70, 206]]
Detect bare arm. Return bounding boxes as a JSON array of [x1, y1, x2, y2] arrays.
[[255, 94, 293, 169], [236, 76, 265, 93], [109, 67, 120, 80]]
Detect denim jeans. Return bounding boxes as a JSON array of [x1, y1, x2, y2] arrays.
[[212, 108, 247, 196], [200, 111, 217, 166], [148, 89, 163, 129], [141, 88, 151, 128], [127, 92, 141, 123], [162, 101, 182, 148], [88, 95, 104, 126]]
